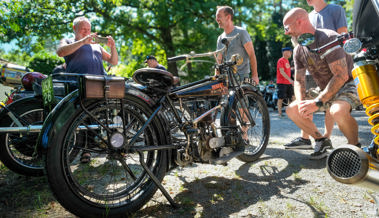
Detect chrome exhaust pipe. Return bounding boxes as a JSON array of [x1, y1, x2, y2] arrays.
[[327, 144, 379, 191]]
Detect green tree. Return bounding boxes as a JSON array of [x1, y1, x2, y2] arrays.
[[0, 0, 352, 83]]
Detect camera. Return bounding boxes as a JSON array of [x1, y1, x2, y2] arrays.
[[94, 36, 108, 44]]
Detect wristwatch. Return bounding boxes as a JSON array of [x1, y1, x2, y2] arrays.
[[315, 99, 323, 108]]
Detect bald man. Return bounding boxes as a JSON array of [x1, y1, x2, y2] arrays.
[[283, 8, 360, 159]]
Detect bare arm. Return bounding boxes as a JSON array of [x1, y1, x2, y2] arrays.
[[279, 67, 294, 84], [336, 26, 348, 34], [316, 58, 349, 103], [101, 36, 118, 66], [294, 68, 306, 101], [243, 41, 259, 84], [56, 34, 95, 57]]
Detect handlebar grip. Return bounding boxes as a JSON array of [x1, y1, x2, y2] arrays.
[[167, 55, 187, 62]]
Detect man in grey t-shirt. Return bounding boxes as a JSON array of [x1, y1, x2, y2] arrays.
[[215, 5, 259, 84]]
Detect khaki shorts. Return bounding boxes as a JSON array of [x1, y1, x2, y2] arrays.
[[306, 81, 360, 112]]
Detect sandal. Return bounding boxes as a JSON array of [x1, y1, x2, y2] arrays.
[[80, 152, 91, 163]]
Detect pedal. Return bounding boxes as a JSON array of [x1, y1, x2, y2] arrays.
[[209, 137, 225, 148]]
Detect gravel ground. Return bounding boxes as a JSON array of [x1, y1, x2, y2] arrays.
[[133, 109, 377, 218], [0, 109, 377, 217]]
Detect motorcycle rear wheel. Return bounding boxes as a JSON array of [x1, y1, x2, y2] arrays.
[[45, 95, 167, 217], [0, 98, 45, 176], [221, 90, 270, 162]]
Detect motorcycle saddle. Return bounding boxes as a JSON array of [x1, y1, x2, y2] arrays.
[[133, 68, 176, 88]]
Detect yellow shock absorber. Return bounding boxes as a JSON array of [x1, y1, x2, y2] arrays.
[[352, 62, 379, 147]]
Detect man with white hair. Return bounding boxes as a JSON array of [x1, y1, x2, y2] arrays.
[[57, 16, 118, 75], [56, 16, 119, 163]]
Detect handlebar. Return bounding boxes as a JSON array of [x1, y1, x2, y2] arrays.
[[309, 32, 352, 54], [167, 33, 240, 63]]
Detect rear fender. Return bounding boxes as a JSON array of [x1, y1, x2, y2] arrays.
[[37, 90, 80, 150]]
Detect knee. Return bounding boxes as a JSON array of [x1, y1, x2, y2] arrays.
[[329, 104, 350, 120], [285, 102, 298, 116]]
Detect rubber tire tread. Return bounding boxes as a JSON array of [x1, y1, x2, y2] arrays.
[[0, 98, 44, 176], [220, 89, 270, 162], [45, 95, 168, 217]]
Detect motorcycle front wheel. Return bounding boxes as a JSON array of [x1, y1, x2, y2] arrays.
[[0, 97, 45, 176], [221, 89, 270, 162], [46, 95, 168, 217]]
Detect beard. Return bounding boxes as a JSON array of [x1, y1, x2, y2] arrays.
[[291, 36, 299, 47]]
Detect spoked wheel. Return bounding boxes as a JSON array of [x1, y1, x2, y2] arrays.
[[0, 98, 45, 176], [221, 90, 270, 162], [45, 95, 167, 217]]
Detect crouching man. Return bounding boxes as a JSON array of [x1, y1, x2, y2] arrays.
[[282, 8, 361, 159]]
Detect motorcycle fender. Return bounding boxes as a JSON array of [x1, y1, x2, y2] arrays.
[[124, 83, 156, 107], [0, 96, 42, 117], [37, 84, 164, 146], [241, 83, 263, 96], [38, 90, 80, 150]]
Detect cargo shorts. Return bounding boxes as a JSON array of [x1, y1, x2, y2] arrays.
[[306, 81, 361, 112]]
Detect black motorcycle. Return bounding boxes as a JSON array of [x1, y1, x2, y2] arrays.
[[41, 35, 270, 216], [262, 82, 277, 110], [0, 72, 77, 176]]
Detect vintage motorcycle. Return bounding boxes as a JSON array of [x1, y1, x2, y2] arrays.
[[40, 35, 270, 216], [323, 0, 379, 192], [0, 72, 77, 176]]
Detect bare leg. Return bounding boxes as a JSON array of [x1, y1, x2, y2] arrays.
[[329, 101, 358, 145], [324, 110, 334, 138], [286, 102, 323, 139], [278, 99, 283, 116]]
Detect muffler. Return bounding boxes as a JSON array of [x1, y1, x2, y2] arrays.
[[327, 144, 379, 191]]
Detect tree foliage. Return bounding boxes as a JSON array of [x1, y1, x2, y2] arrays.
[[1, 0, 352, 82]]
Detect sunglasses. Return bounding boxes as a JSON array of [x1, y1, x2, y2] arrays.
[[284, 25, 290, 32]]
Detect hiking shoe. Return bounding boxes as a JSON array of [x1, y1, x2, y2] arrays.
[[284, 137, 312, 150], [309, 138, 333, 160]]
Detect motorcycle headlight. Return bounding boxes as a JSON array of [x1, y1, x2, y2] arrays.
[[343, 38, 362, 54]]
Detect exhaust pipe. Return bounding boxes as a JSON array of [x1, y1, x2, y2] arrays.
[[327, 144, 379, 191]]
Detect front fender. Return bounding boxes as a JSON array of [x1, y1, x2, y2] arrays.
[[241, 83, 262, 96]]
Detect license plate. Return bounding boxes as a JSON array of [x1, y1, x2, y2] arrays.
[[42, 76, 55, 107]]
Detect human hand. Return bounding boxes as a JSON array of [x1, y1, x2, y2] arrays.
[[252, 75, 259, 85], [106, 36, 116, 49], [82, 33, 97, 45], [298, 100, 318, 119]]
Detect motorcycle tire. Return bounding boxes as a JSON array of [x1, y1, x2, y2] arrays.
[[221, 89, 270, 162], [46, 95, 168, 217], [0, 97, 45, 176]]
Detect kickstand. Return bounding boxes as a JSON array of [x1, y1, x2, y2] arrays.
[[138, 151, 179, 208]]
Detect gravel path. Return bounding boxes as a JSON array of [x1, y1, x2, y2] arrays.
[[0, 109, 377, 217], [133, 109, 377, 218]]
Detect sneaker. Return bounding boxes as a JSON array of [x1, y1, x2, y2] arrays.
[[284, 137, 312, 150], [309, 138, 333, 160]]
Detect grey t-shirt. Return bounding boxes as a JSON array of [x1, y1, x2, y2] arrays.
[[309, 4, 347, 32], [294, 29, 353, 90], [217, 26, 252, 79]]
